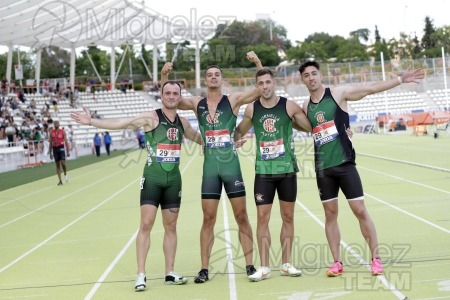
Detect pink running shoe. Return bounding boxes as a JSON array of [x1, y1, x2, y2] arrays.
[[326, 261, 344, 277], [371, 258, 384, 275]]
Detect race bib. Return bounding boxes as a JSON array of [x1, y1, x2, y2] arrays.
[[312, 120, 339, 146], [205, 129, 231, 148], [156, 144, 180, 163], [260, 139, 285, 160]]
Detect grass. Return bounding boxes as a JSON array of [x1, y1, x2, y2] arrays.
[[0, 149, 135, 191]]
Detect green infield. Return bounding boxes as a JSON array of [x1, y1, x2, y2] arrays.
[[0, 133, 449, 299]]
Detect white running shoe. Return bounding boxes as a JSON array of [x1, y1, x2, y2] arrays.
[[164, 271, 188, 285], [135, 273, 146, 291], [248, 266, 271, 282], [280, 263, 302, 277], [65, 174, 69, 183]]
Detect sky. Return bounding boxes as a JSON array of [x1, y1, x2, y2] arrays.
[[145, 0, 449, 43], [0, 0, 448, 55]]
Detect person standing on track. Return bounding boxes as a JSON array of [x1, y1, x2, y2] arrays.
[[235, 68, 311, 281], [48, 120, 70, 186], [70, 81, 202, 291], [298, 60, 424, 276], [160, 51, 263, 283]]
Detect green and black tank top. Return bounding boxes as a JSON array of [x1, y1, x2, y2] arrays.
[[252, 97, 298, 174], [197, 95, 238, 158], [145, 109, 184, 172], [306, 88, 355, 170]]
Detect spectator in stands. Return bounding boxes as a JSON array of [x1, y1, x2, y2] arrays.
[[9, 81, 16, 93], [64, 86, 70, 99], [1, 78, 7, 95], [93, 133, 102, 156], [66, 124, 75, 156], [30, 98, 37, 110], [136, 129, 145, 149], [0, 122, 5, 140], [48, 120, 70, 185], [41, 124, 50, 156], [52, 98, 59, 117], [103, 131, 112, 155], [17, 89, 26, 103], [90, 78, 96, 95], [70, 81, 202, 291], [20, 120, 31, 140], [91, 110, 101, 119], [298, 61, 425, 277], [121, 78, 128, 93], [5, 121, 15, 146]]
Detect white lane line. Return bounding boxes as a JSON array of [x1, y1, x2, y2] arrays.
[[84, 229, 138, 300], [358, 152, 450, 173], [84, 153, 197, 299], [295, 200, 409, 300], [359, 165, 450, 195], [0, 161, 123, 208], [0, 180, 137, 273], [365, 192, 450, 234], [308, 165, 450, 234], [0, 186, 54, 208], [0, 169, 125, 229], [221, 189, 237, 300]]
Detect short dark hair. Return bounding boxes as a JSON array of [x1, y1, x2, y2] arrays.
[[299, 61, 320, 74], [205, 65, 223, 75], [255, 68, 274, 81], [162, 81, 181, 93]]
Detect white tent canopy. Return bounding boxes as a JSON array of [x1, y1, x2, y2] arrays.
[[0, 0, 178, 88]]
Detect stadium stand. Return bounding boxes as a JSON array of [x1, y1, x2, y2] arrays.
[[0, 89, 158, 172]]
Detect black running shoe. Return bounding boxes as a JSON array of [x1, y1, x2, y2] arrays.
[[194, 268, 209, 283], [246, 265, 257, 276], [57, 181, 63, 186]]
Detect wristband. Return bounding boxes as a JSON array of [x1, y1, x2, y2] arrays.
[[397, 76, 403, 84]]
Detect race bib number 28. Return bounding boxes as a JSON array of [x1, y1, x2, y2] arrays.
[[205, 129, 231, 148]]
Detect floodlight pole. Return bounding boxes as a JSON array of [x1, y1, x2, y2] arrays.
[[442, 47, 449, 111], [35, 48, 42, 94], [16, 48, 23, 87], [70, 47, 76, 94], [380, 52, 388, 129], [6, 46, 13, 93], [153, 45, 158, 85], [110, 46, 116, 90], [195, 37, 200, 89]]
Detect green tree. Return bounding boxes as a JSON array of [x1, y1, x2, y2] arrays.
[[421, 16, 436, 52], [76, 46, 109, 79], [0, 50, 34, 84], [370, 26, 391, 61], [350, 28, 370, 43], [204, 20, 288, 68], [40, 46, 71, 79]]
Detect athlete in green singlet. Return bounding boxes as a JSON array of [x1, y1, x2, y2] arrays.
[[161, 51, 263, 283], [70, 81, 202, 291], [235, 68, 311, 281], [299, 60, 424, 277]]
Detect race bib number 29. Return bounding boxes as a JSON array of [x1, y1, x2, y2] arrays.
[[156, 144, 180, 163], [312, 120, 339, 146], [260, 139, 285, 160]]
